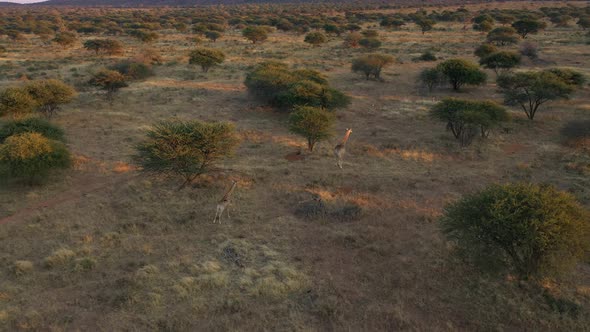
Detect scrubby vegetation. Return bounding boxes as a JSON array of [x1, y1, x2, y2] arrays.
[[0, 1, 589, 331]]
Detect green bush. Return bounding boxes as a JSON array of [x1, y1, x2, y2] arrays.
[[0, 132, 71, 184], [0, 117, 65, 143], [244, 61, 350, 111], [560, 120, 590, 150], [288, 106, 335, 151], [415, 50, 437, 62], [188, 48, 225, 72], [440, 183, 590, 279], [474, 43, 498, 58], [479, 51, 521, 75], [431, 98, 509, 146], [242, 26, 269, 44], [88, 69, 128, 101], [24, 79, 77, 118], [486, 27, 519, 46], [359, 37, 382, 49], [436, 59, 487, 91], [352, 53, 395, 80], [109, 60, 154, 80], [304, 32, 327, 46], [0, 87, 37, 118], [134, 120, 239, 187], [419, 67, 445, 92]]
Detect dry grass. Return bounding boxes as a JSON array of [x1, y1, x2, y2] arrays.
[[1, 1, 590, 330]]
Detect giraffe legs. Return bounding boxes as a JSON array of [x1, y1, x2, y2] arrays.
[[213, 205, 225, 224]]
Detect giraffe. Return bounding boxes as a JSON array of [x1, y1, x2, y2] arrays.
[[213, 180, 237, 224], [334, 128, 352, 169]]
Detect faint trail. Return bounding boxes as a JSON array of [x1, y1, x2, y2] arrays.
[[0, 174, 138, 225]]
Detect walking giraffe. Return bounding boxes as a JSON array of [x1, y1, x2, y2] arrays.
[[213, 180, 237, 224], [334, 128, 352, 169]]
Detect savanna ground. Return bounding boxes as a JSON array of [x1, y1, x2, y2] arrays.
[[1, 1, 590, 330]]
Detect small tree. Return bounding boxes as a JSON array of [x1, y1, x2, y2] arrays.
[[83, 39, 124, 55], [359, 37, 382, 50], [431, 98, 509, 145], [110, 60, 154, 81], [497, 70, 577, 120], [440, 183, 590, 279], [512, 19, 546, 38], [52, 32, 77, 49], [128, 29, 159, 43], [343, 32, 362, 48], [474, 43, 498, 58], [0, 117, 65, 143], [415, 17, 435, 34], [361, 30, 378, 38], [419, 67, 444, 92], [242, 26, 269, 44], [288, 106, 335, 152], [519, 41, 538, 59], [473, 14, 494, 32], [205, 30, 222, 42], [0, 132, 71, 184], [486, 27, 519, 46], [304, 32, 327, 47], [188, 48, 225, 73], [134, 120, 239, 187], [436, 59, 487, 91], [545, 68, 586, 87], [24, 79, 77, 118], [479, 51, 521, 75], [351, 53, 395, 80], [0, 87, 37, 118], [88, 69, 128, 102]]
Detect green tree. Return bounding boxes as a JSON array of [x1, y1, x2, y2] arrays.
[[128, 29, 159, 43], [497, 70, 578, 120], [419, 67, 444, 92], [83, 39, 124, 55], [486, 27, 519, 46], [512, 19, 547, 38], [0, 87, 37, 118], [436, 59, 487, 91], [304, 32, 327, 47], [351, 53, 395, 80], [431, 98, 509, 145], [88, 69, 128, 102], [343, 32, 362, 48], [188, 48, 225, 72], [242, 26, 269, 44], [0, 117, 65, 143], [24, 79, 77, 118], [205, 30, 222, 42], [479, 51, 521, 75], [440, 183, 590, 279], [134, 120, 239, 187], [52, 32, 77, 48], [288, 106, 335, 152], [359, 37, 382, 49], [415, 17, 435, 34], [474, 43, 498, 58], [0, 132, 71, 184]]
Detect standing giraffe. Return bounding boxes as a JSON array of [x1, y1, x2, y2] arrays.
[[213, 180, 237, 224], [334, 128, 352, 169]]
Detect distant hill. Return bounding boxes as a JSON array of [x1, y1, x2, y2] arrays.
[[0, 1, 25, 5], [34, 0, 475, 7]]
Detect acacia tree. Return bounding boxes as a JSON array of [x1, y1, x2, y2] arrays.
[[343, 32, 362, 48], [134, 120, 239, 188], [486, 27, 519, 46], [474, 43, 498, 59], [83, 39, 123, 55], [188, 48, 225, 72], [440, 183, 590, 279], [431, 98, 509, 145], [52, 32, 78, 49], [351, 53, 395, 80], [304, 32, 327, 47], [479, 51, 521, 75], [497, 70, 579, 120], [512, 19, 547, 38], [436, 59, 487, 91], [205, 31, 222, 42], [419, 67, 445, 92], [24, 79, 77, 118], [414, 17, 435, 34], [0, 87, 37, 118], [88, 69, 128, 102], [242, 26, 269, 44], [288, 106, 335, 152]]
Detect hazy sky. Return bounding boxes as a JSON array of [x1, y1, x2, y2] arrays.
[[3, 0, 47, 3]]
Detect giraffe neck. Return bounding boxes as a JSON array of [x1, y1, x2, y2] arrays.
[[340, 131, 352, 146], [222, 182, 237, 201]]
